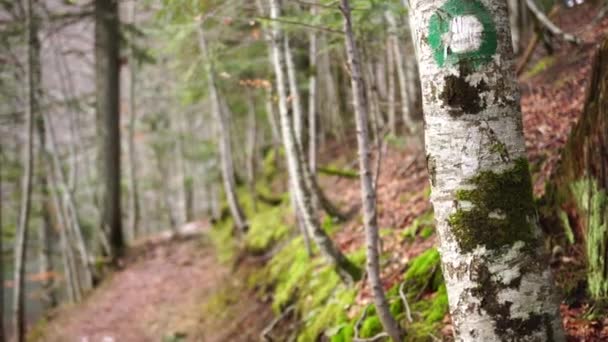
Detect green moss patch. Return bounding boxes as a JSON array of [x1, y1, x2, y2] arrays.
[[447, 158, 539, 253], [245, 204, 290, 253]]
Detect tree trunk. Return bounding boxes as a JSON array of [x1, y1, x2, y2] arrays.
[[285, 37, 305, 150], [45, 115, 94, 290], [196, 24, 248, 233], [308, 5, 318, 173], [386, 11, 414, 133], [386, 37, 397, 135], [47, 166, 82, 303], [340, 1, 403, 341], [246, 91, 259, 212], [95, 0, 124, 260], [35, 114, 57, 309], [127, 0, 141, 241], [13, 1, 38, 339], [0, 145, 5, 342], [508, 0, 521, 54], [408, 0, 565, 340], [284, 26, 347, 221], [268, 0, 359, 284]]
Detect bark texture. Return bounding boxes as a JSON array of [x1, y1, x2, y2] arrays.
[[341, 1, 403, 340], [95, 0, 124, 259], [408, 0, 565, 340]]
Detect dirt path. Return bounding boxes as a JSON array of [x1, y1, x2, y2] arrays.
[[38, 226, 267, 342]]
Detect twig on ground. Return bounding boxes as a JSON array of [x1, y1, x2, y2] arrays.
[[399, 282, 414, 323], [260, 305, 295, 342], [353, 305, 391, 342]]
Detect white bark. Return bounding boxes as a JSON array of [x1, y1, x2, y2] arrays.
[[386, 11, 415, 132], [508, 0, 521, 54], [408, 0, 565, 340], [386, 37, 397, 135], [268, 0, 359, 284], [308, 5, 318, 173], [46, 114, 94, 290], [196, 23, 248, 233], [341, 1, 403, 340]]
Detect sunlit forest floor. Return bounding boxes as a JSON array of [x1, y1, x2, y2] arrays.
[[27, 2, 608, 341]]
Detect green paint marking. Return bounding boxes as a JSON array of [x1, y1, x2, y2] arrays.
[[428, 0, 497, 68]]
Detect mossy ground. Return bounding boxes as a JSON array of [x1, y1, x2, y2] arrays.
[[206, 151, 448, 341]]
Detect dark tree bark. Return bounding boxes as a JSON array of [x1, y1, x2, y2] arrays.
[[95, 0, 124, 260]]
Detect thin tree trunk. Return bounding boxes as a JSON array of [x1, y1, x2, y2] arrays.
[[154, 147, 177, 230], [14, 1, 38, 338], [35, 115, 56, 309], [127, 0, 141, 241], [402, 13, 422, 124], [308, 5, 318, 173], [264, 86, 282, 150], [246, 91, 259, 212], [340, 2, 403, 341], [45, 115, 94, 290], [47, 168, 81, 303], [269, 0, 359, 284], [196, 24, 248, 233], [0, 144, 5, 341], [408, 0, 565, 339], [386, 37, 397, 135], [386, 11, 419, 133], [285, 37, 305, 150], [95, 0, 124, 260], [509, 0, 521, 54]]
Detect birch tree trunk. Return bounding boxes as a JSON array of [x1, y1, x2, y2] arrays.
[[196, 24, 248, 233], [95, 0, 124, 260], [48, 167, 82, 303], [340, 1, 403, 340], [386, 37, 397, 135], [13, 1, 38, 339], [45, 115, 94, 290], [308, 4, 318, 173], [246, 91, 258, 212], [268, 0, 359, 284], [284, 30, 347, 221], [386, 11, 415, 132], [408, 0, 565, 340]]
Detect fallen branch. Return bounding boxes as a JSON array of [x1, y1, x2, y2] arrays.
[[525, 0, 580, 44], [516, 7, 560, 76], [260, 305, 295, 341]]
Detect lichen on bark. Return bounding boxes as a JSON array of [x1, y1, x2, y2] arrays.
[[447, 158, 539, 253]]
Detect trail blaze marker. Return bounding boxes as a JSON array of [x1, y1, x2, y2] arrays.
[[428, 0, 497, 68]]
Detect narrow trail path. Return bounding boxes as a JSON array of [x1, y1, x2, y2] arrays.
[[39, 225, 239, 342]]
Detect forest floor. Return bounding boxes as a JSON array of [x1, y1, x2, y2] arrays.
[[33, 3, 608, 342], [35, 225, 274, 342]]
